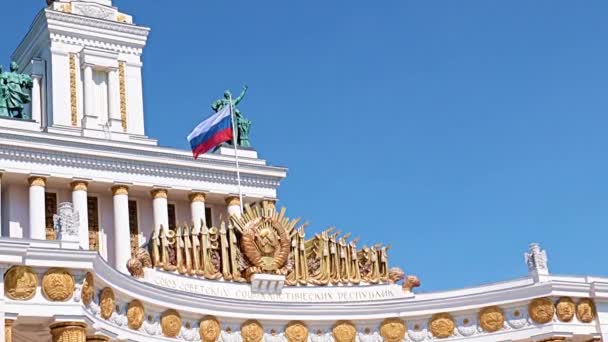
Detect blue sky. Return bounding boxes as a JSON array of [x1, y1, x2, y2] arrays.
[[4, 1, 608, 291]]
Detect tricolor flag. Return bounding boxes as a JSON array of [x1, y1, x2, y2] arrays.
[[187, 105, 233, 159]]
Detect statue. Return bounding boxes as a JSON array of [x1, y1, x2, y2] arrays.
[[0, 62, 34, 119], [53, 202, 80, 242], [211, 85, 252, 148], [525, 243, 548, 276]]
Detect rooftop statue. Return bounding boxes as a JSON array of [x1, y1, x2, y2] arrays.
[[211, 85, 252, 148], [0, 62, 34, 120]]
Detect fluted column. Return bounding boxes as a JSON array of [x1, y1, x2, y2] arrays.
[[151, 189, 169, 236], [112, 185, 131, 274], [5, 319, 13, 342], [226, 196, 241, 217], [28, 176, 46, 240], [71, 181, 89, 250], [189, 192, 206, 232], [50, 322, 87, 342], [86, 334, 111, 342]]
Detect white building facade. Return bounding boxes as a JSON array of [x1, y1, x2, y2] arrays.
[[0, 1, 606, 342]]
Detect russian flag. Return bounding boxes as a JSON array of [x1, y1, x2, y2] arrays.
[[187, 105, 233, 159]]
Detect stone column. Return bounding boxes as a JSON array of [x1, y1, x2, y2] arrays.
[[31, 76, 42, 122], [151, 189, 169, 236], [112, 185, 131, 274], [5, 319, 13, 342], [50, 322, 87, 342], [189, 192, 206, 231], [28, 176, 46, 240], [71, 181, 89, 250], [226, 196, 242, 217], [86, 334, 111, 342], [83, 65, 93, 117]]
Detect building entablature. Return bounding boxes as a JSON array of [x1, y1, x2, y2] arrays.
[[0, 239, 606, 342]]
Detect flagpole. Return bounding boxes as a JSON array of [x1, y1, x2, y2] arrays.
[[228, 93, 244, 213]]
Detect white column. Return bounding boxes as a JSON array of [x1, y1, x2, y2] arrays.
[[28, 176, 46, 240], [84, 65, 93, 116], [0, 173, 3, 237], [31, 76, 42, 122], [107, 68, 121, 131], [71, 181, 89, 250], [151, 189, 169, 235], [226, 196, 241, 217], [189, 192, 206, 231], [112, 185, 131, 274]]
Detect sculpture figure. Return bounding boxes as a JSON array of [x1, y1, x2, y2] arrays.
[[211, 85, 252, 148], [0, 62, 33, 119]]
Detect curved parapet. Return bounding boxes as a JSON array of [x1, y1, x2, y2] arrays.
[[1, 239, 606, 341]]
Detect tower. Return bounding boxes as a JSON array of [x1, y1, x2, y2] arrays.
[[12, 0, 154, 144]]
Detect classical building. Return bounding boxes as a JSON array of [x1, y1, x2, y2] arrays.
[[0, 1, 606, 342]]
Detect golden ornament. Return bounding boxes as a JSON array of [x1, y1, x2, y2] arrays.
[[42, 268, 75, 302], [429, 313, 455, 339], [285, 321, 309, 342], [161, 309, 182, 338], [99, 287, 115, 320], [380, 318, 406, 342], [241, 320, 264, 342], [529, 297, 555, 324], [199, 316, 221, 342], [478, 306, 504, 332], [332, 321, 357, 342], [576, 298, 596, 323], [4, 266, 38, 301], [555, 297, 575, 322], [81, 272, 95, 306], [127, 300, 145, 330]]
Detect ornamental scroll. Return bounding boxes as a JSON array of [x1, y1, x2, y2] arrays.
[[134, 205, 413, 287]]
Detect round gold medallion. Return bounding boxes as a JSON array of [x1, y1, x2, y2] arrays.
[[529, 297, 555, 324], [332, 321, 357, 342], [99, 287, 115, 320], [161, 309, 182, 338], [478, 306, 504, 332], [4, 266, 38, 301], [241, 320, 264, 342], [42, 268, 75, 302], [380, 318, 406, 342], [576, 298, 596, 323], [429, 313, 455, 338], [285, 321, 309, 342], [127, 300, 145, 330], [81, 272, 94, 306], [200, 316, 221, 342], [555, 297, 575, 322]]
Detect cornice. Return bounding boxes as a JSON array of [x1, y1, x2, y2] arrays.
[[45, 9, 150, 38]]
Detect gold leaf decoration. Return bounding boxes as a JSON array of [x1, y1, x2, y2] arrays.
[[380, 318, 406, 342], [199, 316, 221, 342], [4, 266, 38, 301], [332, 321, 357, 342], [478, 306, 504, 332], [555, 297, 575, 322], [285, 321, 309, 342], [429, 313, 455, 338], [241, 320, 264, 342], [529, 297, 555, 324], [42, 268, 75, 302]]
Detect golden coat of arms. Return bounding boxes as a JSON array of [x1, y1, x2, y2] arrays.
[[232, 207, 297, 275]]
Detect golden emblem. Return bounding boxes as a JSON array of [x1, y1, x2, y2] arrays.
[[576, 298, 596, 323], [285, 321, 309, 342], [99, 287, 115, 320], [127, 300, 145, 330], [241, 320, 264, 342], [529, 297, 555, 324], [161, 309, 182, 338], [478, 306, 504, 332], [332, 321, 357, 342], [380, 318, 406, 342], [232, 207, 297, 274], [429, 313, 455, 338], [4, 266, 38, 301], [42, 268, 75, 302], [555, 297, 575, 322], [81, 272, 95, 306], [199, 316, 221, 342]]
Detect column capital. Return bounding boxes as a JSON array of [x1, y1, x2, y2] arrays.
[[5, 319, 14, 327], [28, 176, 46, 187], [86, 335, 111, 342], [70, 181, 88, 192], [5, 319, 14, 342], [50, 322, 87, 342], [111, 185, 129, 196], [151, 188, 168, 199], [225, 196, 240, 207], [189, 192, 206, 203]]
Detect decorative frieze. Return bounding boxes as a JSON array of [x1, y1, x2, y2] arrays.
[[69, 53, 78, 126], [119, 61, 127, 131]]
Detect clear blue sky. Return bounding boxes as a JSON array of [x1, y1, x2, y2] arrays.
[[5, 1, 608, 291]]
